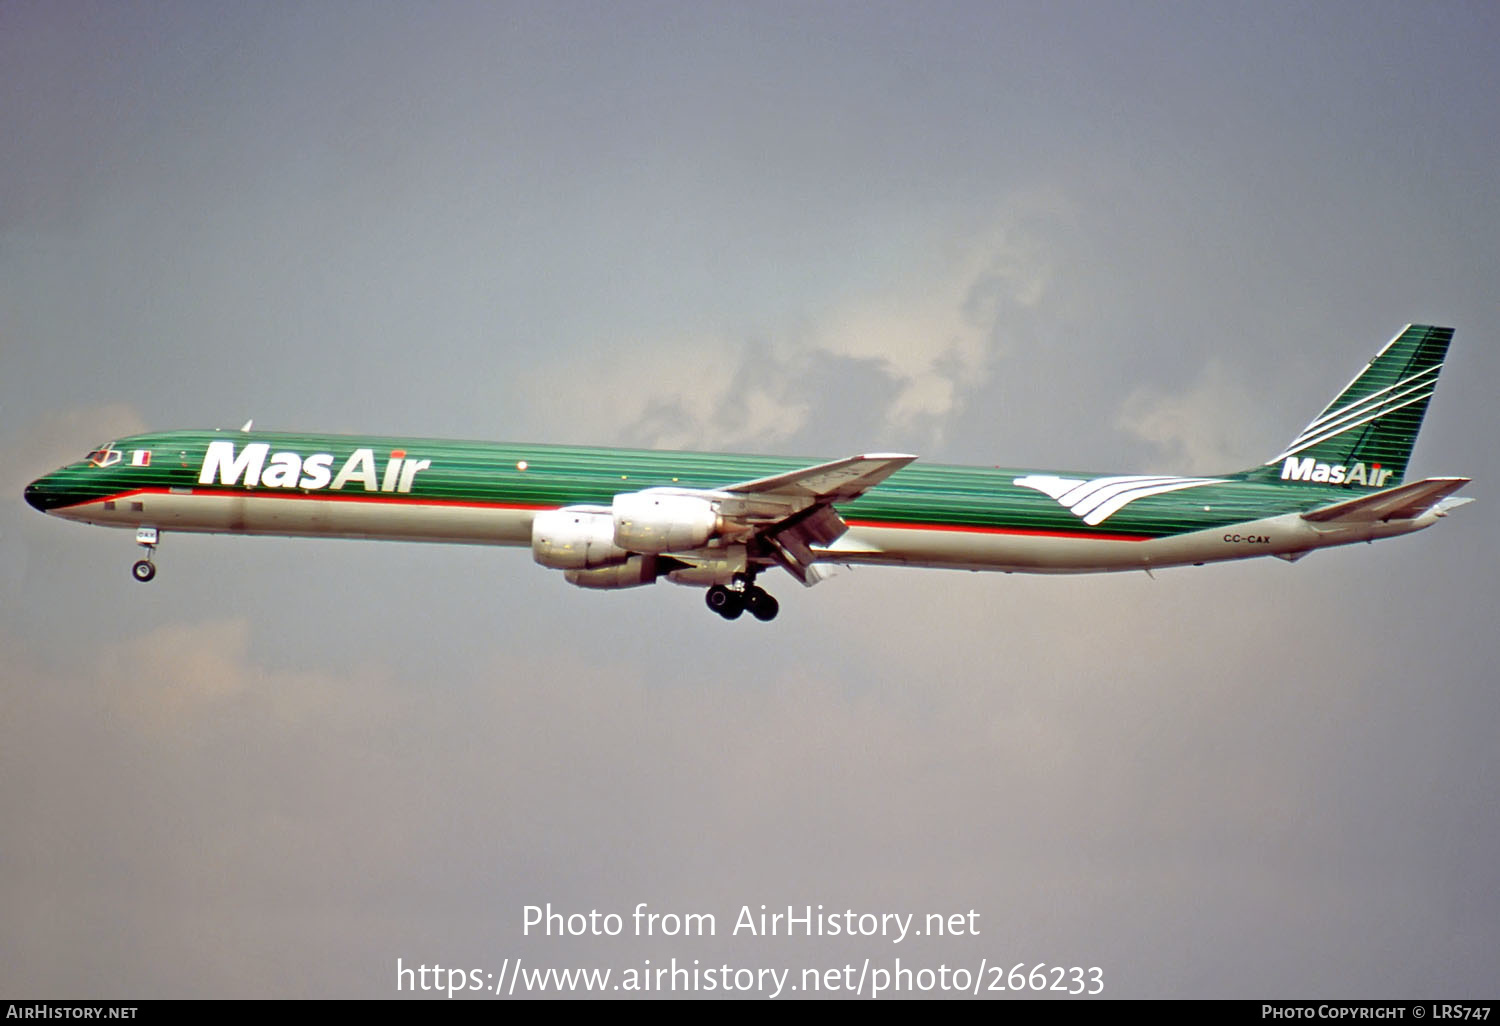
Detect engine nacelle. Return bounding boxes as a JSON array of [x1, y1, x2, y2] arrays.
[[532, 506, 630, 570], [664, 544, 748, 587], [564, 555, 663, 590], [612, 490, 720, 553]]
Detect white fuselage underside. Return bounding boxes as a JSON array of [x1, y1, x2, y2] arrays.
[[54, 491, 1435, 575]]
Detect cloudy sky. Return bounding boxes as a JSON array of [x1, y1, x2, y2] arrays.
[[2, 0, 1496, 999]]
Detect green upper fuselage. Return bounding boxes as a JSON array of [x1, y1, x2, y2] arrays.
[[25, 428, 1366, 541]]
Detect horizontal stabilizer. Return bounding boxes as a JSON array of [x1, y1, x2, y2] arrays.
[[1301, 477, 1471, 524]]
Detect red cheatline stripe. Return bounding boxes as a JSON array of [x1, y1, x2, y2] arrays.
[[54, 487, 553, 513], [55, 488, 1155, 541], [845, 519, 1150, 542]]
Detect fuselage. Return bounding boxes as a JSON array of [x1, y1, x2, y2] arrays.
[[23, 429, 1440, 575]]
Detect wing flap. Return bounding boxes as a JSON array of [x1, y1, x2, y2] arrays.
[[1301, 476, 1472, 524], [762, 505, 849, 586]]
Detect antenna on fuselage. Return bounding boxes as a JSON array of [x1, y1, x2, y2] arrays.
[[240, 419, 253, 432]]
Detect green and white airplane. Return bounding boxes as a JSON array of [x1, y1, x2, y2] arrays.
[[24, 324, 1471, 622]]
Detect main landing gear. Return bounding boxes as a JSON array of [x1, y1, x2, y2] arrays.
[[705, 573, 779, 622], [132, 526, 159, 583]]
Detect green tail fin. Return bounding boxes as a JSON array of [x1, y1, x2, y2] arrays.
[[1248, 324, 1453, 489]]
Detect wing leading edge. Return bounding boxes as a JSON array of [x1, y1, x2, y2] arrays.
[[723, 452, 917, 501]]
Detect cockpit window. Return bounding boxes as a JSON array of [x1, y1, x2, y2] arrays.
[[86, 444, 122, 468]]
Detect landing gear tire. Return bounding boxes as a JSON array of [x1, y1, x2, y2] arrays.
[[705, 584, 745, 620], [133, 527, 160, 582], [707, 583, 777, 621], [744, 586, 779, 622]]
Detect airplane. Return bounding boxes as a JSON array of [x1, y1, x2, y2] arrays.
[[23, 324, 1471, 622]]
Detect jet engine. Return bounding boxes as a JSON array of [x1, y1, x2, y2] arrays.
[[532, 507, 630, 570], [565, 555, 664, 590], [663, 544, 748, 587], [612, 490, 721, 553]]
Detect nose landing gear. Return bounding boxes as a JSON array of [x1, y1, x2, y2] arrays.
[[132, 526, 159, 583]]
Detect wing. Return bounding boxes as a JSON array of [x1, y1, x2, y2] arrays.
[[717, 453, 917, 585], [1300, 476, 1472, 524], [722, 452, 918, 502]]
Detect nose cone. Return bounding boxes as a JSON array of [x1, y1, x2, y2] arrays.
[[24, 479, 55, 512]]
